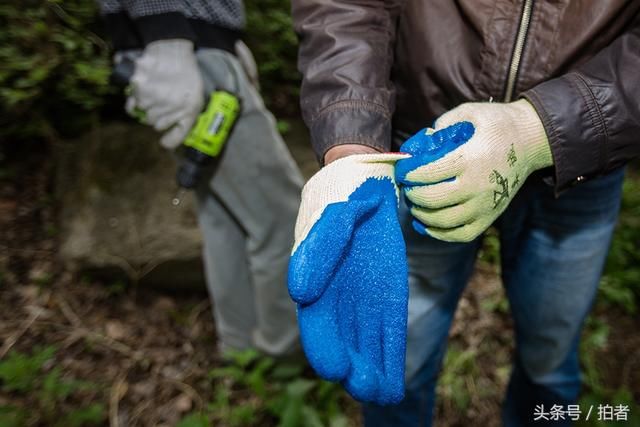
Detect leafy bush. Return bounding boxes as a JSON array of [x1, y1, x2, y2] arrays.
[[0, 0, 112, 140], [0, 0, 300, 143], [245, 0, 301, 115]]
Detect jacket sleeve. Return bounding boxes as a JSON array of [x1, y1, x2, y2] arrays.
[[523, 14, 640, 193], [292, 0, 403, 163], [96, 0, 196, 48]]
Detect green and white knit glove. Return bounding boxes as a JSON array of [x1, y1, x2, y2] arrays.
[[397, 99, 553, 242]]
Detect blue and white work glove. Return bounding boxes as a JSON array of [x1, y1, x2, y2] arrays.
[[288, 153, 410, 405], [396, 100, 553, 242], [127, 39, 204, 149]]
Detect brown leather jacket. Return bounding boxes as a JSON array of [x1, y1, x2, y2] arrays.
[[293, 0, 640, 192]]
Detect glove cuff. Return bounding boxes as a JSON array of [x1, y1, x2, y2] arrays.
[[144, 39, 195, 58], [509, 99, 554, 171], [293, 153, 408, 253]]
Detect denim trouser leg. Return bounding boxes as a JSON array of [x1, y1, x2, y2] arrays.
[[364, 168, 624, 427], [499, 168, 625, 426]]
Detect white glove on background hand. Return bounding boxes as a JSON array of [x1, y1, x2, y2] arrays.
[[396, 99, 553, 242], [235, 40, 260, 90], [128, 39, 204, 149]]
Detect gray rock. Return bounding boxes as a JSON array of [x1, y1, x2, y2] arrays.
[[57, 122, 204, 289], [56, 118, 316, 290]]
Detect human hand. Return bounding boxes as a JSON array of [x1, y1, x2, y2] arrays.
[[128, 39, 204, 149], [324, 144, 381, 164], [396, 100, 553, 242], [289, 152, 410, 404]]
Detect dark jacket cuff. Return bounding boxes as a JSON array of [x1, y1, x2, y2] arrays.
[[307, 100, 392, 164], [103, 12, 142, 51], [523, 73, 607, 194], [131, 13, 241, 53], [133, 12, 197, 46]]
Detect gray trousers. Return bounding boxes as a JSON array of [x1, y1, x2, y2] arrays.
[[194, 48, 303, 355]]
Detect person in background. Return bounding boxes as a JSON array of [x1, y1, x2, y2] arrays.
[[292, 0, 640, 425], [97, 0, 303, 357]]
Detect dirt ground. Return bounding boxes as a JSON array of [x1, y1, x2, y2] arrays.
[[1, 136, 638, 427]]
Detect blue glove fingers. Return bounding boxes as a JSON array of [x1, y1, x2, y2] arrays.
[[291, 192, 383, 382], [378, 281, 409, 405], [346, 179, 408, 405], [288, 199, 378, 305], [340, 304, 384, 402], [297, 287, 350, 381], [395, 122, 475, 185], [412, 218, 428, 236], [291, 177, 410, 405], [343, 351, 382, 402]]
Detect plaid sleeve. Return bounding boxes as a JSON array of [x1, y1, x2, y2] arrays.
[[97, 0, 244, 50], [120, 0, 244, 30], [96, 0, 124, 14]]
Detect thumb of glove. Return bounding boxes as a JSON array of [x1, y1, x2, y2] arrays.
[[396, 122, 474, 185], [159, 116, 197, 150]]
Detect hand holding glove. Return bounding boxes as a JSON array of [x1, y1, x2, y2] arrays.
[[128, 39, 204, 149], [288, 153, 410, 405], [396, 99, 553, 242]]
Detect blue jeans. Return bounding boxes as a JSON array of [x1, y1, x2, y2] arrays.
[[363, 167, 625, 426]]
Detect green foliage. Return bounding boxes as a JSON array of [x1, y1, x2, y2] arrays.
[[578, 389, 640, 427], [178, 349, 351, 427], [0, 346, 55, 392], [477, 227, 500, 267], [277, 119, 292, 135], [245, 0, 300, 114], [176, 412, 210, 427], [598, 176, 640, 314], [578, 317, 640, 426], [437, 344, 479, 411], [0, 0, 301, 141], [0, 346, 105, 427], [581, 317, 611, 395], [0, 0, 111, 140]]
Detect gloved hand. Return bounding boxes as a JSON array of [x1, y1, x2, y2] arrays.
[[128, 39, 204, 149], [288, 153, 410, 405], [396, 99, 553, 242]]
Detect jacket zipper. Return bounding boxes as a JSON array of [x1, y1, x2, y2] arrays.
[[504, 0, 534, 102]]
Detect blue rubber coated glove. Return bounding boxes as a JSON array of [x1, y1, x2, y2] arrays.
[[288, 153, 410, 405], [396, 101, 552, 242], [395, 123, 475, 236]]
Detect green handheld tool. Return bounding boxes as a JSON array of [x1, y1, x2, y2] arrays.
[[177, 91, 240, 189], [111, 56, 241, 199]]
